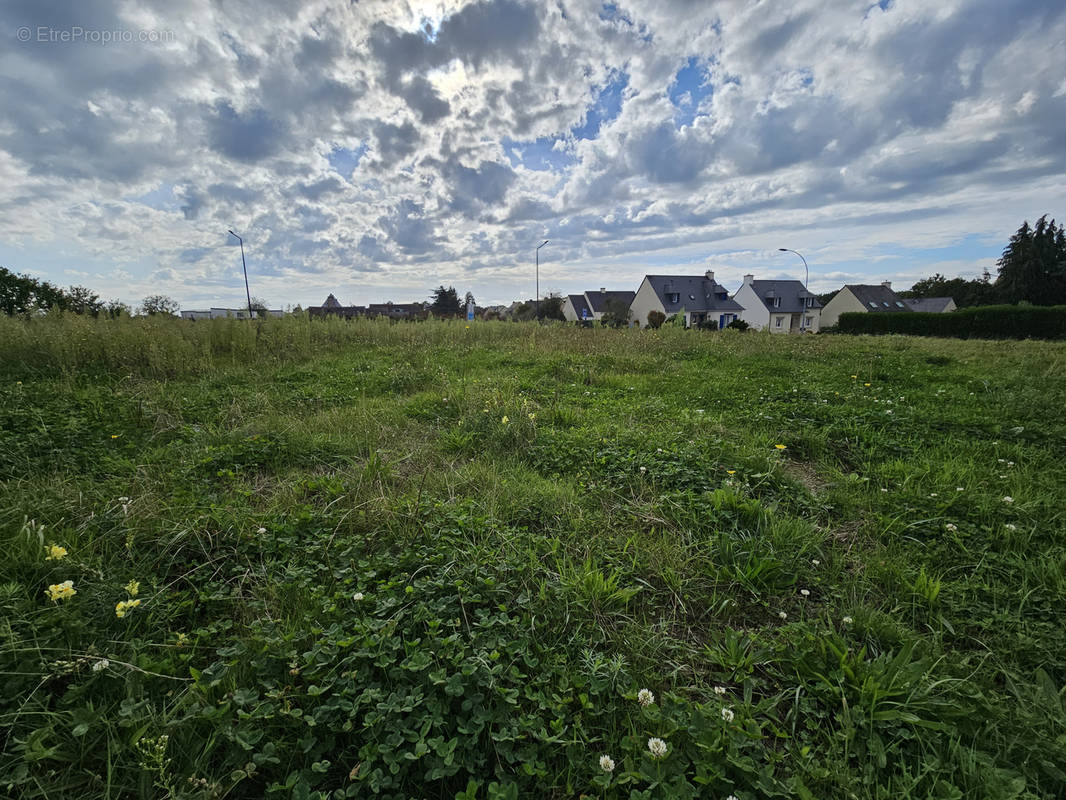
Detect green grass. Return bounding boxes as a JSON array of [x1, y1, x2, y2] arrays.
[[2, 313, 1065, 799]]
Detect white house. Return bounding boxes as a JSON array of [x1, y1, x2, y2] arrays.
[[820, 282, 912, 329], [628, 272, 744, 328], [732, 275, 821, 333], [562, 289, 636, 323]]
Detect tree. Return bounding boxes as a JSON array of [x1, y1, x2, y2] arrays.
[[66, 285, 103, 317], [140, 294, 179, 315], [536, 293, 565, 321], [900, 272, 996, 308], [0, 266, 69, 314], [646, 310, 666, 329], [429, 285, 462, 317], [995, 215, 1066, 305], [105, 300, 131, 318], [600, 297, 630, 328], [249, 296, 270, 318]]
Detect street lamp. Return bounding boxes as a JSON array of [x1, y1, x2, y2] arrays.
[[535, 239, 549, 321], [228, 230, 253, 319], [779, 247, 810, 331]]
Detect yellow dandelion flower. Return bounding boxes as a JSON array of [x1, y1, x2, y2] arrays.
[[774, 444, 786, 450], [528, 412, 536, 421], [45, 543, 68, 561], [175, 632, 188, 647], [864, 382, 871, 387], [46, 580, 76, 602], [726, 470, 736, 475], [125, 580, 140, 597], [115, 598, 142, 618], [110, 434, 119, 439], [501, 415, 509, 424], [850, 375, 857, 379]]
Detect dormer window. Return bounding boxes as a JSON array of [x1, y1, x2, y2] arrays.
[[666, 293, 680, 304], [805, 297, 815, 308], [869, 301, 878, 308], [772, 297, 781, 308]]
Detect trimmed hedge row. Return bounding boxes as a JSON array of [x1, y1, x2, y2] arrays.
[[836, 304, 1066, 340]]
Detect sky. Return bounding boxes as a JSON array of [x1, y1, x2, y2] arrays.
[[2, 0, 1065, 310]]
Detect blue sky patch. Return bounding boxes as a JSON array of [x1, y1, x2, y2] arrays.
[[669, 58, 713, 127], [573, 71, 627, 140], [503, 136, 575, 172], [127, 182, 178, 211], [328, 144, 366, 180]]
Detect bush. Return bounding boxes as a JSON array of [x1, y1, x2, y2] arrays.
[[646, 310, 666, 329], [836, 305, 1066, 340], [726, 319, 750, 332]]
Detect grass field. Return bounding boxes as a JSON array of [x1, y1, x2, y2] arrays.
[[2, 314, 1065, 799]]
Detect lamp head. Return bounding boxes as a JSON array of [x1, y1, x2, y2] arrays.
[[778, 248, 788, 252]]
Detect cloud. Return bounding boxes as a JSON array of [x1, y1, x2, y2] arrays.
[[0, 0, 1064, 307]]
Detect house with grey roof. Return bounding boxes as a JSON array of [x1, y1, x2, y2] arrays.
[[820, 282, 913, 329], [562, 288, 636, 323], [906, 297, 957, 313], [561, 293, 593, 322], [629, 271, 744, 329], [308, 294, 365, 319], [732, 275, 822, 333]]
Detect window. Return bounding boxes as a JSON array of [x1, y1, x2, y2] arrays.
[[806, 297, 814, 308], [895, 301, 905, 308], [772, 297, 781, 308], [868, 301, 878, 308], [805, 316, 813, 326], [882, 302, 890, 308], [666, 293, 680, 304], [775, 316, 783, 328], [689, 294, 696, 300]]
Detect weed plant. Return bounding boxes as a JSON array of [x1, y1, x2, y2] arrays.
[[1, 313, 1065, 798]]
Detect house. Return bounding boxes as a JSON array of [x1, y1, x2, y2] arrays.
[[308, 294, 365, 319], [906, 297, 957, 313], [561, 288, 636, 323], [732, 275, 821, 333], [180, 307, 282, 320], [561, 294, 593, 322], [366, 302, 427, 320], [820, 282, 913, 329], [628, 271, 744, 328]]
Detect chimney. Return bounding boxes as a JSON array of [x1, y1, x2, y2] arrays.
[[704, 270, 715, 281], [600, 287, 606, 293], [881, 280, 892, 289], [743, 274, 754, 285]]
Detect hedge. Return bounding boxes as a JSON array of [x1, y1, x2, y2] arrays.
[[836, 304, 1066, 340]]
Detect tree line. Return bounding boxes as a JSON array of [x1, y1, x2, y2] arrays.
[[888, 215, 1064, 308]]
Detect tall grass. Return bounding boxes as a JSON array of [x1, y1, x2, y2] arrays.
[[2, 315, 1065, 798]]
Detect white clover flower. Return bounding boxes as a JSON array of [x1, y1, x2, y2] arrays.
[[721, 707, 735, 723], [637, 688, 655, 707], [800, 589, 810, 597], [997, 458, 1006, 463], [726, 796, 739, 800], [1007, 461, 1014, 467], [929, 493, 938, 498], [713, 685, 727, 695], [647, 737, 668, 759], [599, 754, 615, 773], [1003, 496, 1013, 504], [956, 487, 964, 492], [92, 659, 110, 672], [778, 611, 787, 620], [639, 466, 647, 473], [842, 616, 853, 624], [811, 559, 820, 566], [945, 523, 957, 532], [257, 527, 267, 534], [1005, 523, 1017, 531], [352, 592, 364, 601]]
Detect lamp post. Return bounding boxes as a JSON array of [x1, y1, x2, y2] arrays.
[[535, 239, 549, 320], [229, 230, 253, 319], [779, 247, 810, 331]]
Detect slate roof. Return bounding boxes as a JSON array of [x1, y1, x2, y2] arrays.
[[644, 275, 744, 313], [749, 280, 822, 313], [585, 290, 636, 313], [845, 284, 912, 312], [322, 293, 342, 309], [907, 297, 955, 313], [567, 294, 592, 319]]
